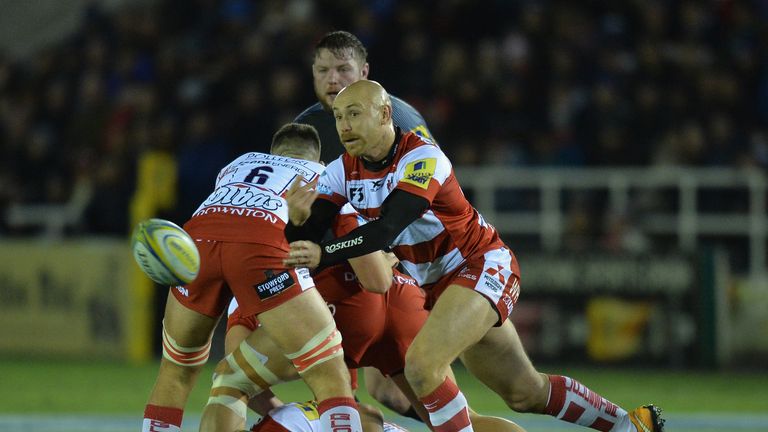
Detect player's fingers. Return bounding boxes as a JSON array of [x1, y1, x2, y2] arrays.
[[307, 177, 319, 190], [287, 240, 307, 254], [286, 177, 304, 195], [284, 242, 316, 267], [299, 180, 318, 199]]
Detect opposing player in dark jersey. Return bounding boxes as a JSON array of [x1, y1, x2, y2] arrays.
[[284, 80, 666, 432], [295, 30, 433, 420], [295, 30, 433, 167]]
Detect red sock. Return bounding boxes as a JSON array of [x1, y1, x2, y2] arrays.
[[318, 397, 362, 432], [544, 375, 628, 431], [420, 377, 473, 432], [142, 404, 183, 432]]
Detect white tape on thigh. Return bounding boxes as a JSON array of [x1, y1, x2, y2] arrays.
[[285, 322, 344, 373], [161, 321, 211, 367], [211, 340, 281, 399]]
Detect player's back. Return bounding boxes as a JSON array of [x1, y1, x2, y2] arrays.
[[183, 152, 324, 248], [295, 95, 433, 164]]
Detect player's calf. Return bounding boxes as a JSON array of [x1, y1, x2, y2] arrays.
[[143, 324, 213, 432]]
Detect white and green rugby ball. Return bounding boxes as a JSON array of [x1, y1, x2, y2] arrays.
[[131, 218, 200, 285]]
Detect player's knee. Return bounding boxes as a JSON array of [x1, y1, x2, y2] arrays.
[[212, 340, 283, 396], [161, 323, 211, 369], [285, 322, 344, 374], [207, 341, 284, 418]]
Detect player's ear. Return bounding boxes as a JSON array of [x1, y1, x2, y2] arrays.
[[361, 62, 370, 79], [380, 104, 392, 125]]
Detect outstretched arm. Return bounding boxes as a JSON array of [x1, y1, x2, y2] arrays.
[[284, 190, 429, 268]]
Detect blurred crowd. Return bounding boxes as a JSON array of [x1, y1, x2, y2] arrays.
[[1, 0, 766, 242]]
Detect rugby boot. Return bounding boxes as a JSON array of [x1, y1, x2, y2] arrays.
[[628, 404, 665, 432]]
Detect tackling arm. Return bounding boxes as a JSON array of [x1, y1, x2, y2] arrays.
[[284, 198, 340, 244], [317, 190, 429, 267]]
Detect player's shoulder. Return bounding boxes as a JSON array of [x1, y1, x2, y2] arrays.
[[294, 103, 327, 122], [400, 132, 443, 159], [323, 153, 347, 173], [390, 94, 420, 115], [389, 94, 435, 142], [396, 132, 450, 182], [390, 94, 426, 122]]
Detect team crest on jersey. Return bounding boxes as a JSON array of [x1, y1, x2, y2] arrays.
[[402, 158, 436, 189], [347, 181, 367, 203]]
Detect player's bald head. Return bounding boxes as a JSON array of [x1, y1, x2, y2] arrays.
[[331, 80, 396, 161], [334, 80, 391, 113]]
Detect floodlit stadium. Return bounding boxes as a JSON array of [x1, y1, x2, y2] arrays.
[[1, 1, 766, 431]]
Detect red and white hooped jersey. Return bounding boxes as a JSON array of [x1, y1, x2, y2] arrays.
[[317, 131, 505, 286], [184, 152, 324, 248]]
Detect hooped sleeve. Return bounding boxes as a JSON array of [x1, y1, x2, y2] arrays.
[[317, 190, 429, 267]]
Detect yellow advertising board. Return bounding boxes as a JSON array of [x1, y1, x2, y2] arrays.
[[0, 239, 150, 362]]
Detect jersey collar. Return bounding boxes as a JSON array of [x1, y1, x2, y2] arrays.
[[361, 127, 402, 172]]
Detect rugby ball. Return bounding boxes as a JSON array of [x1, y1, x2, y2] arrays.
[[131, 218, 200, 285]]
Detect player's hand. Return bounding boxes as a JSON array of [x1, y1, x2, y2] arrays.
[[285, 177, 319, 226], [284, 241, 321, 269], [383, 251, 399, 268]]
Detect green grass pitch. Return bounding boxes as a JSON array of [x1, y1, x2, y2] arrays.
[[1, 358, 766, 415], [2, 358, 767, 432]]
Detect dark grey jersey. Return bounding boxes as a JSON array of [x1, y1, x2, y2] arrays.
[[294, 95, 433, 164]]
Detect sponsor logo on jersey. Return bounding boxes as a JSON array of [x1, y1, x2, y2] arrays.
[[325, 236, 364, 254], [317, 182, 332, 196], [192, 206, 279, 223], [393, 274, 416, 285], [482, 273, 503, 293], [202, 183, 283, 211], [254, 270, 295, 299], [347, 180, 366, 203], [401, 158, 436, 189], [370, 178, 385, 191], [487, 264, 506, 284], [458, 266, 477, 281], [175, 286, 189, 297], [296, 401, 320, 419], [411, 125, 432, 139]]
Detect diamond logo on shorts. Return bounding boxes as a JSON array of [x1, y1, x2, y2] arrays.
[[254, 270, 295, 300], [486, 265, 506, 284]]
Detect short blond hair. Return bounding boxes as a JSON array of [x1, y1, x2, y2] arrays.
[[270, 123, 321, 158]]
